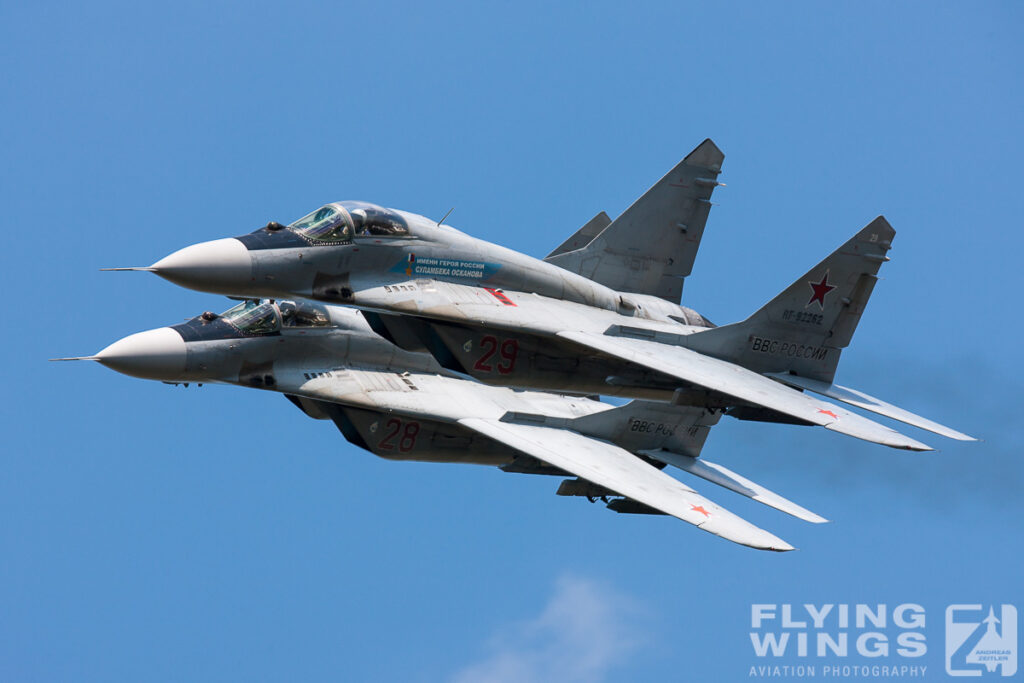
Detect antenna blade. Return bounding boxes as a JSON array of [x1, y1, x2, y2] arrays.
[[437, 207, 455, 226]]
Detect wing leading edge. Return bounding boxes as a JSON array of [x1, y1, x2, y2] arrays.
[[459, 417, 795, 551]]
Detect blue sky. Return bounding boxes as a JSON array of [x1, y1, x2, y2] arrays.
[[2, 2, 1022, 681]]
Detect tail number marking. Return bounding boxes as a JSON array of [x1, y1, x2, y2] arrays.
[[781, 309, 824, 325], [473, 335, 519, 375], [378, 418, 421, 452]]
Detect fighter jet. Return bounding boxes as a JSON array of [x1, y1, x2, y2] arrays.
[[112, 143, 974, 451], [109, 139, 724, 316], [55, 299, 829, 551]]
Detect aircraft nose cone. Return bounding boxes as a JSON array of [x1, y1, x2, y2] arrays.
[[151, 238, 253, 294], [95, 327, 187, 380]]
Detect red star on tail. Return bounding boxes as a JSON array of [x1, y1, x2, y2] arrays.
[[807, 271, 836, 309]]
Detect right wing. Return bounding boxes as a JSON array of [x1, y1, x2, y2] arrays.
[[558, 330, 933, 451], [460, 417, 795, 552], [568, 400, 826, 524]]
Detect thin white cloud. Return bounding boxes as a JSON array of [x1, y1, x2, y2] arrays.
[[450, 574, 646, 683]]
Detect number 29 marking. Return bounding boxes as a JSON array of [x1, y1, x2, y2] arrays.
[[473, 335, 518, 375]]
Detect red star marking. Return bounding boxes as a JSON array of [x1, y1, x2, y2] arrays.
[[691, 504, 711, 518], [818, 409, 839, 419], [806, 271, 836, 309]]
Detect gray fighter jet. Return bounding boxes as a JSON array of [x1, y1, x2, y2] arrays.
[[55, 299, 829, 551], [112, 143, 974, 451], [111, 140, 723, 314]]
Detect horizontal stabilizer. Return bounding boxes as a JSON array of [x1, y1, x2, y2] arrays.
[[641, 449, 828, 523], [558, 330, 933, 452], [460, 417, 794, 551], [767, 373, 976, 441]]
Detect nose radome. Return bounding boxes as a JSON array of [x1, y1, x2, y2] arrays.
[[95, 327, 187, 380], [150, 238, 253, 294]]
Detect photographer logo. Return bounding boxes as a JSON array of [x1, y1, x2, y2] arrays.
[[946, 605, 1017, 677]]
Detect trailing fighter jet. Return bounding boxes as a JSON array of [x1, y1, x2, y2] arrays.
[[111, 143, 974, 451], [54, 299, 828, 551]]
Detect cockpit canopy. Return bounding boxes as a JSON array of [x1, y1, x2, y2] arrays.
[[290, 205, 351, 242], [288, 201, 410, 243], [220, 299, 332, 335]]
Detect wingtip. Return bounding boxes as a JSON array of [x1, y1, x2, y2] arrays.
[[948, 432, 979, 442], [731, 531, 796, 552], [743, 529, 796, 552], [897, 440, 935, 452]]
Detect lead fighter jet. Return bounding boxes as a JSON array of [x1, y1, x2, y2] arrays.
[[56, 299, 827, 551], [118, 140, 973, 450]]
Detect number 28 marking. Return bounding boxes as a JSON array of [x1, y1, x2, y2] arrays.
[[473, 335, 518, 375], [378, 418, 420, 452]]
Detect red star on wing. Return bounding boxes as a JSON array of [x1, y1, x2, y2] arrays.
[[806, 271, 836, 309], [691, 504, 711, 518], [818, 409, 839, 419]]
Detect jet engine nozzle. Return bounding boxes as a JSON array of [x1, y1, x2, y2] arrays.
[[94, 327, 188, 380], [150, 238, 253, 295]]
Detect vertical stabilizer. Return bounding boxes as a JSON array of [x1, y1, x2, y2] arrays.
[[545, 139, 724, 303], [684, 217, 894, 384], [546, 211, 611, 258]]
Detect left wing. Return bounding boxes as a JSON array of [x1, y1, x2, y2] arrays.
[[460, 417, 795, 551]]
